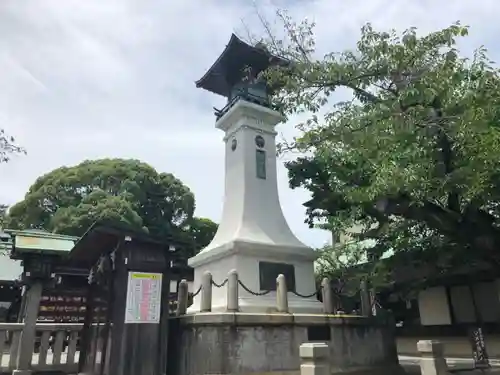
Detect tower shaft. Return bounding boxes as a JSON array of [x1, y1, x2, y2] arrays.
[[188, 100, 320, 313]]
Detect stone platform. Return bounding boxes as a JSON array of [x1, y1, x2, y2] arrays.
[[168, 312, 404, 375]]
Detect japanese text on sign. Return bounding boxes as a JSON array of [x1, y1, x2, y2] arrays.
[[124, 272, 162, 324]]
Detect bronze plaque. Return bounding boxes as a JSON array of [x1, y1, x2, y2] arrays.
[[259, 261, 295, 292], [255, 150, 267, 180]]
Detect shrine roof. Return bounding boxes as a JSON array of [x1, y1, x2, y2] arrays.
[[67, 221, 189, 268], [195, 33, 288, 97]]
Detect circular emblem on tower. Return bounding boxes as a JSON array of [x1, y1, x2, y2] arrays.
[[231, 138, 237, 151], [255, 135, 265, 148]]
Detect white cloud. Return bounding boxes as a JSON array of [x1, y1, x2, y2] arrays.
[[0, 0, 498, 248]]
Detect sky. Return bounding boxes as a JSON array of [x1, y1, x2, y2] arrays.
[[0, 0, 499, 249]]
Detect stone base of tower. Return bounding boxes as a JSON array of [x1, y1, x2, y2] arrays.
[[168, 313, 404, 375], [187, 240, 323, 314]]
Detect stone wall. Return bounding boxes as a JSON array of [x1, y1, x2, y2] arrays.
[[168, 313, 403, 375]]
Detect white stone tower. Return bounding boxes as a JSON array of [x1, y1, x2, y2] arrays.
[[188, 34, 321, 313]]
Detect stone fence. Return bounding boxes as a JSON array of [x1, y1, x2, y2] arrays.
[[0, 322, 82, 374], [175, 270, 347, 315]]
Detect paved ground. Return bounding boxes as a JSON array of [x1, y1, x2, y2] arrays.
[[2, 353, 500, 374], [400, 355, 500, 374]]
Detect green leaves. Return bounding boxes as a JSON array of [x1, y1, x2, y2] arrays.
[[4, 158, 219, 257], [259, 16, 500, 280], [0, 204, 7, 228], [185, 217, 218, 256], [6, 158, 197, 244], [50, 192, 145, 236]]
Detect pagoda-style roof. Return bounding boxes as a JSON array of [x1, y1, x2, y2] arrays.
[[195, 34, 288, 98]]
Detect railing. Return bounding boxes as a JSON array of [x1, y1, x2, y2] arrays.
[[0, 323, 82, 373], [214, 92, 280, 120], [0, 272, 377, 374], [175, 270, 372, 316]]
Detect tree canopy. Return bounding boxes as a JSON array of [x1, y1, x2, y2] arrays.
[[186, 217, 219, 253], [0, 204, 7, 228], [258, 14, 500, 273], [5, 158, 217, 255]]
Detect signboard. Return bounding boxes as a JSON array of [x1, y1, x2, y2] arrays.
[[124, 272, 162, 324], [469, 326, 490, 369], [14, 234, 76, 254]]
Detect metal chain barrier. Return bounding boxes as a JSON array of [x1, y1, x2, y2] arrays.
[[211, 278, 228, 288], [237, 280, 272, 296], [191, 284, 202, 298], [290, 285, 322, 299], [371, 297, 381, 310]]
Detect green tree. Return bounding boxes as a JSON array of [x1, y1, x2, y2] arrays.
[[6, 159, 200, 245], [259, 15, 500, 269], [186, 217, 218, 253], [0, 204, 7, 228]]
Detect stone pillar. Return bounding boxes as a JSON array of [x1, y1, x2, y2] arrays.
[[226, 269, 239, 312], [176, 279, 189, 316], [417, 340, 450, 375], [200, 271, 212, 312], [360, 279, 371, 317], [321, 278, 333, 314], [300, 342, 330, 375], [13, 281, 43, 375], [276, 274, 288, 313]]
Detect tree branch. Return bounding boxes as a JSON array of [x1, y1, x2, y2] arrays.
[[375, 194, 500, 256]]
